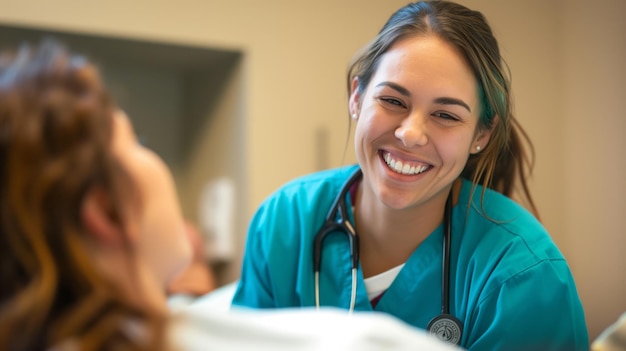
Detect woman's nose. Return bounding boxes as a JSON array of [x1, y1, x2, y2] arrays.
[[394, 112, 428, 147]]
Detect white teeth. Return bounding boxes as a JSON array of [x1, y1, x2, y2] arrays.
[[383, 152, 429, 175], [394, 160, 403, 173]]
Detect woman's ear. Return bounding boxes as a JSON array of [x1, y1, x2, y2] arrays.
[[471, 115, 498, 154], [81, 186, 125, 246], [349, 77, 361, 120]]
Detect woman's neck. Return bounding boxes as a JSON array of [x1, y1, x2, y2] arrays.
[[354, 178, 462, 278]]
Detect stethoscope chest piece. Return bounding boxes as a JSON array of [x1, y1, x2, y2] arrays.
[[427, 314, 463, 345]]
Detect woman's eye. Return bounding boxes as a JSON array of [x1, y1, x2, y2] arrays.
[[379, 97, 405, 108], [433, 112, 459, 121]]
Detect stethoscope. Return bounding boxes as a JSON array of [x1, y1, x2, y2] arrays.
[[312, 168, 464, 345]]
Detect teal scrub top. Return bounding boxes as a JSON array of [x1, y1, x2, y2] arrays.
[[232, 165, 588, 350]]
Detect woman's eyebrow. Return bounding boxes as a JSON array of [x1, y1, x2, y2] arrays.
[[375, 81, 411, 97], [434, 97, 471, 112]]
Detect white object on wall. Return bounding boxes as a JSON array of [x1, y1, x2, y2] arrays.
[[198, 177, 235, 262]]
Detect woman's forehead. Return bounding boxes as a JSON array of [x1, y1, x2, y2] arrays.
[[370, 36, 478, 104]]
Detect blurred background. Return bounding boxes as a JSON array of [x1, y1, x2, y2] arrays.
[[0, 0, 623, 341]]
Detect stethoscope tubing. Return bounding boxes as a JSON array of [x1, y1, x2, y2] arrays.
[[312, 168, 462, 344], [313, 169, 362, 274], [313, 169, 362, 312], [442, 192, 452, 315]]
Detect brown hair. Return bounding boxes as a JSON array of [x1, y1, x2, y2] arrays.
[[347, 0, 539, 218], [0, 40, 165, 350]]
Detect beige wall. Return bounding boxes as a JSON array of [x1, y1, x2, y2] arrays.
[[560, 0, 626, 340], [2, 0, 624, 340], [460, 0, 626, 339], [466, 0, 626, 339]]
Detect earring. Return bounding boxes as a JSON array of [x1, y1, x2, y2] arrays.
[[352, 113, 357, 120], [476, 145, 481, 151]]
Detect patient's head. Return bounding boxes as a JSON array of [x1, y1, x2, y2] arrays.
[[0, 40, 191, 350]]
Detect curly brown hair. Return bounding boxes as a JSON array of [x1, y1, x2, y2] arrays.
[[0, 40, 165, 351]]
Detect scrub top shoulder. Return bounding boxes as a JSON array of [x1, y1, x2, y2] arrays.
[[450, 179, 588, 350], [232, 165, 588, 350], [233, 165, 359, 307]]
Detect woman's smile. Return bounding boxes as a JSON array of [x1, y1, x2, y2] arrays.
[[381, 150, 432, 176]]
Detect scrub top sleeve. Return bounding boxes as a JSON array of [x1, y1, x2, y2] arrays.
[[466, 259, 588, 351], [231, 204, 276, 308]]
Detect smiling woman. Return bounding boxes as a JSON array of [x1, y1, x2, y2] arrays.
[[232, 1, 589, 350]]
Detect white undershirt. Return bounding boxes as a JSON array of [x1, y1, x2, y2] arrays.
[[363, 264, 405, 300]]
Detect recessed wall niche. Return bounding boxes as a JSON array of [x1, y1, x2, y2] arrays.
[[0, 24, 246, 283], [0, 23, 241, 169]]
